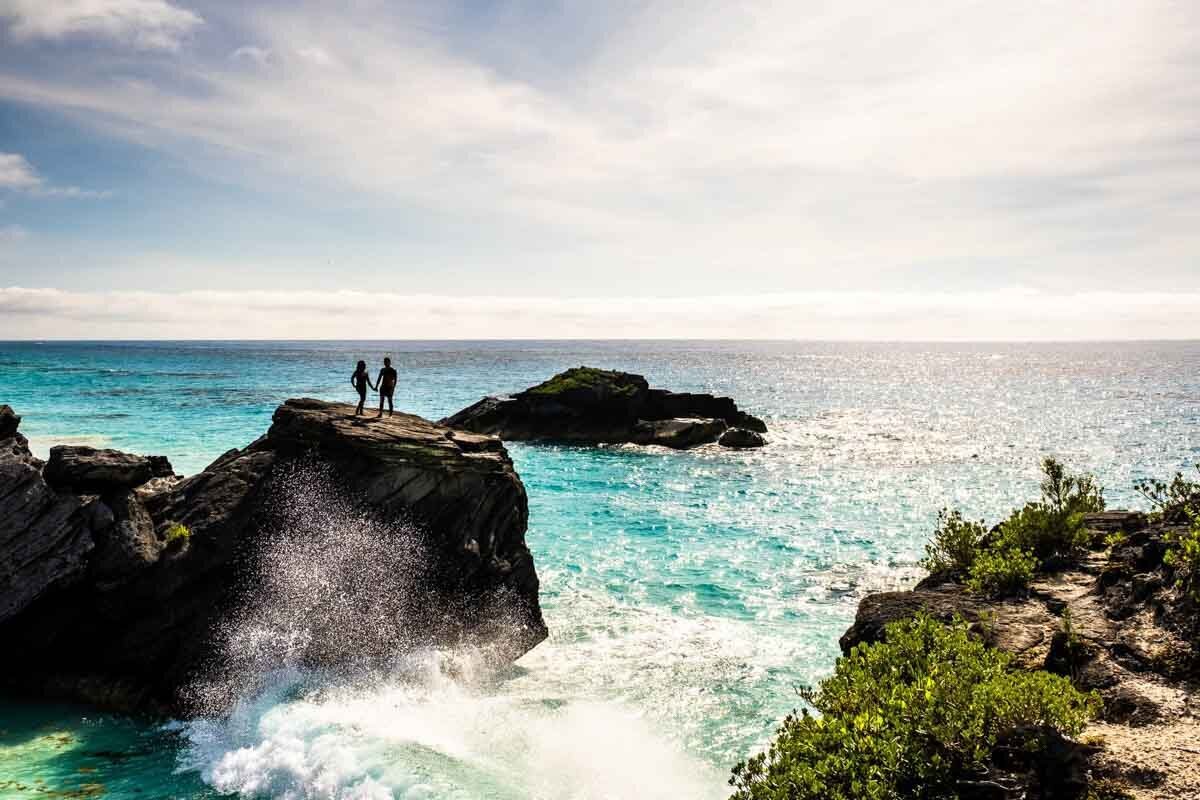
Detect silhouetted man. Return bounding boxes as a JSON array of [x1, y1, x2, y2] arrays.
[[376, 357, 398, 417]]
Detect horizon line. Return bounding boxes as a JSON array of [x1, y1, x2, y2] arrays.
[[3, 337, 1200, 344]]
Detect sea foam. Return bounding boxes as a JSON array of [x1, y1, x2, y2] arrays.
[[174, 464, 723, 799]]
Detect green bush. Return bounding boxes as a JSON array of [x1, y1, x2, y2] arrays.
[[729, 615, 1100, 800], [1057, 607, 1089, 680], [966, 544, 1037, 597], [916, 459, 1102, 596], [164, 522, 191, 546], [1040, 457, 1105, 519], [995, 458, 1105, 564], [1164, 513, 1200, 598], [920, 508, 987, 576], [1135, 465, 1200, 522]]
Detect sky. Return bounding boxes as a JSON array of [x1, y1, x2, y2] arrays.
[[0, 0, 1197, 339]]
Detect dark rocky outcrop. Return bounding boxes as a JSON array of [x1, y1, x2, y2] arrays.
[[841, 510, 1200, 799], [0, 414, 94, 625], [0, 399, 546, 713], [0, 404, 19, 438], [630, 417, 729, 449], [718, 427, 767, 449], [441, 366, 767, 449], [43, 445, 158, 491]]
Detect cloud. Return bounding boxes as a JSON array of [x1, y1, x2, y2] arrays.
[[1, 286, 1198, 341], [0, 2, 1197, 296], [0, 151, 110, 198], [0, 152, 39, 189], [0, 224, 27, 242], [230, 45, 270, 66], [0, 0, 202, 51], [31, 185, 113, 199]]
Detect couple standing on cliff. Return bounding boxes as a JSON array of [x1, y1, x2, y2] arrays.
[[351, 357, 398, 417]]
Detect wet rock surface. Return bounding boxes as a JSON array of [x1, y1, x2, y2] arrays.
[[630, 417, 729, 449], [718, 427, 767, 449], [441, 366, 767, 449], [0, 399, 546, 713]]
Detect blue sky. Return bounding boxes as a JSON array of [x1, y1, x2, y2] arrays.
[[0, 0, 1198, 339]]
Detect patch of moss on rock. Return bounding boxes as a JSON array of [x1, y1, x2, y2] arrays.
[[163, 522, 190, 547], [523, 367, 645, 399]]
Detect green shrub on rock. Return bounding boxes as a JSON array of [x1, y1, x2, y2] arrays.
[[729, 614, 1099, 800], [1040, 456, 1105, 519], [1135, 465, 1200, 522], [966, 545, 1038, 597], [920, 508, 987, 576], [916, 459, 1104, 597], [1164, 513, 1200, 598], [996, 458, 1105, 564]]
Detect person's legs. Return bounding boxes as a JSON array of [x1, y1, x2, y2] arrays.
[[386, 392, 394, 416], [356, 389, 366, 415], [377, 390, 385, 417]]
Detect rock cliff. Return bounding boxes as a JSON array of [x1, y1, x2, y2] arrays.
[[0, 399, 546, 713], [842, 511, 1199, 799], [441, 366, 768, 449]]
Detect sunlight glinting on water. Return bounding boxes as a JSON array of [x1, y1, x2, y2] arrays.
[[1, 341, 1197, 798]]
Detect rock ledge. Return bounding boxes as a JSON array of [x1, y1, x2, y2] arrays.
[[0, 399, 546, 713]]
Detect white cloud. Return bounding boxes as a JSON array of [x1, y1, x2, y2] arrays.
[[0, 224, 28, 242], [0, 151, 110, 198], [0, 152, 40, 189], [1, 286, 1197, 341], [0, 0, 202, 51], [0, 2, 1197, 297], [230, 45, 270, 66], [32, 185, 113, 199]]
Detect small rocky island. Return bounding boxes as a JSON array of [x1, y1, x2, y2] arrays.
[[0, 400, 546, 713], [441, 366, 768, 449]]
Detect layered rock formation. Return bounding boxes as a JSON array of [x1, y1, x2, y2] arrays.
[[0, 405, 95, 624], [441, 366, 768, 449], [842, 511, 1199, 799], [0, 399, 546, 713]]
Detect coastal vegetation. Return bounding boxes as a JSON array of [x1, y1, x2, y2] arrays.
[[964, 544, 1037, 597], [1163, 516, 1200, 597], [739, 460, 1200, 799], [922, 458, 1105, 597], [919, 508, 986, 575], [1134, 465, 1200, 597], [729, 614, 1099, 800], [1133, 465, 1200, 522]]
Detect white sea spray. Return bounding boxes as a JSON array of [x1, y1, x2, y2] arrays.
[[175, 463, 724, 799]]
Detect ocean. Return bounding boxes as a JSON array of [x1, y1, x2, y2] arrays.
[[1, 340, 1197, 799]]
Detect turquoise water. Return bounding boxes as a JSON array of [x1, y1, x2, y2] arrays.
[[1, 340, 1198, 799]]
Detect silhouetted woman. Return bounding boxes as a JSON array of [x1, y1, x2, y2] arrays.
[[351, 360, 375, 415]]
